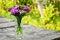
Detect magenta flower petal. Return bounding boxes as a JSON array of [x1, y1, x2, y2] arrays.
[[22, 5, 30, 12], [10, 8, 20, 14], [8, 6, 20, 14]]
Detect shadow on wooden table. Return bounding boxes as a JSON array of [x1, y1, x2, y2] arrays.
[[52, 37, 60, 40]]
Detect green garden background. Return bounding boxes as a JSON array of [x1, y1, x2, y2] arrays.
[[0, 0, 60, 30]]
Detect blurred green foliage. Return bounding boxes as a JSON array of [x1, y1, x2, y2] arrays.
[[0, 0, 60, 30], [43, 4, 60, 30], [0, 0, 16, 19], [40, 0, 60, 30]]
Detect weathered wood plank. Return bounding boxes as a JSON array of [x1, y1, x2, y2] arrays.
[[0, 24, 60, 40], [0, 17, 16, 28], [0, 17, 60, 40], [0, 22, 16, 28], [0, 18, 13, 23]]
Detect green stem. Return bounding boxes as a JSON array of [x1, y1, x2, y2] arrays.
[[16, 16, 23, 34], [14, 13, 26, 34]]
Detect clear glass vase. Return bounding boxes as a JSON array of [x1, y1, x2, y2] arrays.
[[15, 23, 23, 40], [15, 16, 23, 40], [14, 12, 26, 40]]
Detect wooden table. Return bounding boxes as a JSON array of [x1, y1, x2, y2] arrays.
[[0, 17, 60, 40]]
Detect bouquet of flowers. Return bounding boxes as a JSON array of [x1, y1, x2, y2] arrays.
[[8, 5, 30, 34]]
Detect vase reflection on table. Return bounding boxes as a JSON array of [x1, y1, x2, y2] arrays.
[[8, 5, 30, 39]]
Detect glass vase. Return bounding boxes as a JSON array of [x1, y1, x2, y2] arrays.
[[16, 26, 23, 40], [15, 16, 23, 40]]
